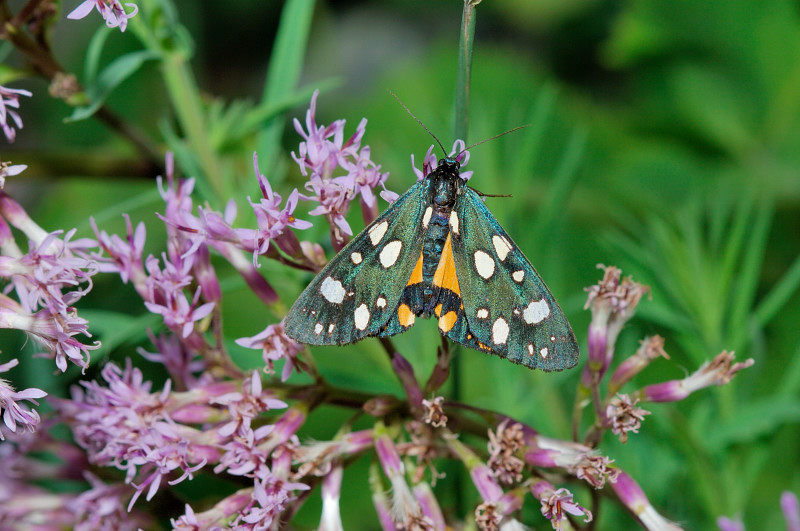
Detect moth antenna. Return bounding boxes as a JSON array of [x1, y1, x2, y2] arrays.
[[389, 90, 447, 156], [474, 191, 513, 198], [456, 124, 531, 158]]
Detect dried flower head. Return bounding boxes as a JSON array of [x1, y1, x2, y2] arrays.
[[606, 394, 651, 443], [422, 396, 447, 428], [487, 420, 525, 485], [475, 501, 501, 531]]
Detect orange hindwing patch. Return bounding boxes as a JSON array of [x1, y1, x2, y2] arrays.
[[432, 233, 461, 297]]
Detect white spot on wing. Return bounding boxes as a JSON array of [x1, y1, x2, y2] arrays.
[[376, 296, 387, 308], [512, 270, 524, 283], [492, 317, 509, 345], [422, 206, 433, 228], [328, 323, 335, 333], [351, 252, 363, 265], [493, 235, 512, 261], [540, 347, 549, 359], [476, 308, 489, 319], [449, 211, 459, 235], [473, 250, 495, 279], [354, 303, 370, 331], [521, 299, 550, 324], [314, 323, 323, 335], [379, 240, 403, 268], [528, 343, 534, 356], [320, 276, 346, 304], [368, 221, 389, 246]]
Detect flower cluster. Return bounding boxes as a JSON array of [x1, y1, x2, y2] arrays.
[[292, 90, 397, 247], [0, 178, 99, 394]]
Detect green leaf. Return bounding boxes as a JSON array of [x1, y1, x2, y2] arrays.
[[705, 397, 800, 450], [83, 25, 113, 84], [255, 0, 316, 177], [66, 50, 158, 122]]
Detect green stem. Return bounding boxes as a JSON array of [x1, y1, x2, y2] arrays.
[[160, 53, 225, 201], [454, 0, 479, 142], [256, 0, 316, 179]]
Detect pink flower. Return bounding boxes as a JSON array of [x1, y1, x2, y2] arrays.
[[212, 372, 287, 439], [0, 86, 32, 142], [582, 265, 650, 383], [608, 335, 670, 395], [612, 471, 683, 530], [236, 153, 312, 265], [236, 321, 305, 381], [0, 359, 46, 440], [91, 214, 146, 286], [636, 351, 754, 403], [411, 140, 473, 181], [0, 198, 100, 372], [142, 254, 215, 339], [238, 470, 309, 529], [523, 434, 618, 488], [0, 158, 27, 188], [292, 90, 397, 244], [67, 0, 138, 32], [531, 480, 592, 530]]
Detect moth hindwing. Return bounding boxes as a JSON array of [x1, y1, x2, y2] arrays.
[[284, 157, 579, 371]]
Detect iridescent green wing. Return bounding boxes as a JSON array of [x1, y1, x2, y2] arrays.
[[448, 187, 579, 371], [285, 180, 429, 345]]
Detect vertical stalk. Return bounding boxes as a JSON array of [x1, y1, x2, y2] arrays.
[[452, 0, 480, 519], [454, 0, 480, 143], [160, 54, 225, 199], [256, 0, 316, 180]]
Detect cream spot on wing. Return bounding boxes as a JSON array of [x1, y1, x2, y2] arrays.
[[368, 221, 389, 246], [521, 299, 550, 324], [527, 343, 535, 356], [422, 206, 433, 228], [540, 347, 549, 359], [328, 323, 335, 334], [376, 296, 387, 308], [350, 252, 363, 265], [512, 270, 525, 283], [550, 335, 556, 342], [476, 308, 489, 319], [492, 235, 512, 261], [473, 250, 495, 279], [379, 240, 403, 268], [320, 276, 346, 304], [354, 303, 370, 331], [314, 323, 323, 335], [449, 211, 460, 235], [492, 317, 509, 345]]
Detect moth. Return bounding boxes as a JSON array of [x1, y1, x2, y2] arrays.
[[285, 139, 579, 371]]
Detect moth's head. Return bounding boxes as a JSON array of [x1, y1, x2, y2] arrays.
[[438, 158, 461, 174]]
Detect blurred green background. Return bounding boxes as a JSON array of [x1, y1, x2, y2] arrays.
[[4, 0, 800, 529]]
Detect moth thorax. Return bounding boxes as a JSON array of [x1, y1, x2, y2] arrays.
[[433, 173, 458, 207]]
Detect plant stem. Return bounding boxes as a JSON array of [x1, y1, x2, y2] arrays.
[[454, 0, 480, 143], [256, 0, 316, 179], [160, 53, 225, 200]]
